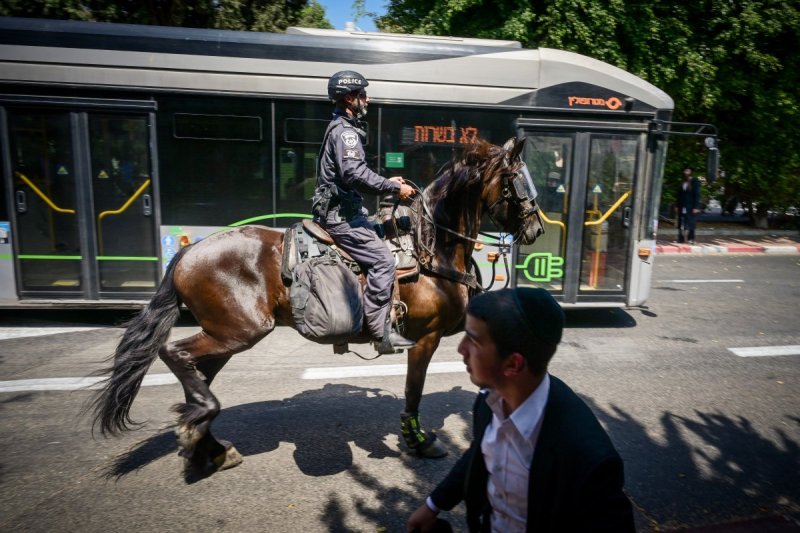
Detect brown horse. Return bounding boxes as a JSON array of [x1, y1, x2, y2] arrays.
[[89, 136, 543, 473]]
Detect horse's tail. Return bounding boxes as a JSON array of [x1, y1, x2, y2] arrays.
[[89, 246, 189, 436]]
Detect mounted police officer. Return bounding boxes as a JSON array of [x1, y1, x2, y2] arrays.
[[313, 70, 417, 355]]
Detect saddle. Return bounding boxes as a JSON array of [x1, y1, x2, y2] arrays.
[[280, 204, 419, 286]]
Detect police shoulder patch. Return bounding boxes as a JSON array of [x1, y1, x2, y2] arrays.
[[341, 130, 359, 149], [343, 149, 360, 160]]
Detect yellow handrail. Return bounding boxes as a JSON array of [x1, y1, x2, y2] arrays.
[[15, 171, 76, 214], [97, 179, 151, 254], [584, 190, 631, 226], [538, 210, 566, 232], [537, 210, 567, 259], [97, 179, 151, 222]]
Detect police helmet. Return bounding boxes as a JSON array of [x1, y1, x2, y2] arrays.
[[327, 70, 369, 102]]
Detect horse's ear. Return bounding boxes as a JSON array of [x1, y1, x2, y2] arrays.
[[509, 136, 526, 160]]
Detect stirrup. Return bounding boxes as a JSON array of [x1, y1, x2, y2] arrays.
[[373, 321, 415, 355]]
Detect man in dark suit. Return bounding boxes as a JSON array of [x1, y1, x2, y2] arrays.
[[675, 165, 702, 244], [407, 288, 635, 532]]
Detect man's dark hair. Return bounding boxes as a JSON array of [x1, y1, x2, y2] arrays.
[[466, 288, 564, 375]]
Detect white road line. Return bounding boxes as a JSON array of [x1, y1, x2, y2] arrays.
[[660, 279, 744, 283], [0, 326, 105, 341], [0, 373, 178, 393], [728, 345, 800, 357], [302, 361, 464, 380]]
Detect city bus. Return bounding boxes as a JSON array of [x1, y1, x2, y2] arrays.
[[0, 16, 679, 308]]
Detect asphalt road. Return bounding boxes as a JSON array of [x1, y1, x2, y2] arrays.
[[0, 255, 798, 532]]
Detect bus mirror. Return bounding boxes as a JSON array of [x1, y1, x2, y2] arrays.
[[707, 147, 719, 184]]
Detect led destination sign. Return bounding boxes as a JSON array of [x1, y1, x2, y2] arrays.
[[410, 125, 481, 145]]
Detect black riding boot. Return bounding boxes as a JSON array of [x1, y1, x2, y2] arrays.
[[374, 319, 415, 355]]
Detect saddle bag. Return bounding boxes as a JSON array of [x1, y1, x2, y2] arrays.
[[290, 254, 363, 344]]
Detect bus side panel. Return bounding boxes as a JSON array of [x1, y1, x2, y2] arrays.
[[627, 238, 655, 306]]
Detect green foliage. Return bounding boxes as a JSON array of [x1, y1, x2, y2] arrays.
[[1, 0, 333, 31], [378, 0, 800, 223]]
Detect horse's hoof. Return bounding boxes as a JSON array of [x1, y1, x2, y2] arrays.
[[415, 438, 448, 459], [212, 442, 243, 471], [175, 425, 198, 457]]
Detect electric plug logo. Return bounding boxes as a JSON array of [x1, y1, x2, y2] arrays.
[[516, 253, 564, 283]]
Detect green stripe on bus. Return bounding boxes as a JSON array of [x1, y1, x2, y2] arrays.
[[15, 255, 158, 261], [97, 256, 159, 261], [229, 213, 312, 227], [18, 255, 82, 260]]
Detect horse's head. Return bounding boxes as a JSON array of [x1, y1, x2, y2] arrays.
[[482, 137, 545, 244]]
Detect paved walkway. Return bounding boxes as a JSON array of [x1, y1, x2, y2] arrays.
[[656, 222, 799, 255]]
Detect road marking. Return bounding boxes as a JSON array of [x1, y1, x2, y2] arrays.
[[0, 326, 104, 341], [302, 361, 464, 380], [0, 373, 177, 393], [660, 279, 744, 283], [728, 345, 800, 358]]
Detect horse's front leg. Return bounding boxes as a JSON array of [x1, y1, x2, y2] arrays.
[[402, 331, 449, 458]]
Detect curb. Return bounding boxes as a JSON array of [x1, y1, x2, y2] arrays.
[[656, 244, 800, 255]]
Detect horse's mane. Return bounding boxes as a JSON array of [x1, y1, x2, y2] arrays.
[[426, 139, 505, 204], [416, 139, 506, 261], [421, 139, 507, 241]]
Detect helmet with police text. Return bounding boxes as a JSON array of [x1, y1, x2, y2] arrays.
[[327, 70, 369, 102]]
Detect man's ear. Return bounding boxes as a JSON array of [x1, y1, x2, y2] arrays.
[[504, 352, 527, 376]]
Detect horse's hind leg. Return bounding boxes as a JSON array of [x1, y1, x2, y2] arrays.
[[190, 356, 244, 471], [158, 331, 255, 472]]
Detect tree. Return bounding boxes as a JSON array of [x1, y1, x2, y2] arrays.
[[0, 0, 334, 32], [377, 0, 800, 227]]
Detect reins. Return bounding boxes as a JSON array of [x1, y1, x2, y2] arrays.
[[404, 176, 517, 292], [407, 180, 520, 248]]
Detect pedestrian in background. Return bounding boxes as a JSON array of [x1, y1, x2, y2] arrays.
[[406, 288, 635, 532], [675, 166, 701, 244]]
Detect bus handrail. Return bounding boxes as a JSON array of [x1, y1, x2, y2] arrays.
[[97, 179, 151, 254], [97, 179, 151, 222], [584, 190, 631, 226], [15, 171, 76, 214], [538, 210, 566, 231]]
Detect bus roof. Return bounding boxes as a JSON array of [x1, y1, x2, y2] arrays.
[[0, 17, 674, 111]]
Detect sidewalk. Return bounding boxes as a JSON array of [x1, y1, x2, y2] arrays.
[[656, 218, 800, 255]]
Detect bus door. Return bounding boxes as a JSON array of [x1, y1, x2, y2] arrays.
[[2, 102, 159, 300], [515, 121, 647, 305]]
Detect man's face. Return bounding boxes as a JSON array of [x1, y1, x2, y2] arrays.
[[458, 314, 505, 389], [345, 90, 369, 118], [683, 168, 692, 178]]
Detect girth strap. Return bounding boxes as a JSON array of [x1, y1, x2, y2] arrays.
[[420, 257, 480, 290]]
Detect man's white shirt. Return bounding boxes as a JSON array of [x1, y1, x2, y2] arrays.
[[482, 373, 551, 533]]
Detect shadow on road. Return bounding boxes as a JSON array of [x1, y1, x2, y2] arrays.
[[565, 308, 638, 329], [103, 383, 476, 480], [98, 383, 799, 531], [586, 397, 800, 531]]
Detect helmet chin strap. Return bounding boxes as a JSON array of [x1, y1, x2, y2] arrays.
[[344, 95, 367, 119], [350, 100, 367, 119]]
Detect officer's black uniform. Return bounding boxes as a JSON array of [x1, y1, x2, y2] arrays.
[[313, 71, 415, 353]]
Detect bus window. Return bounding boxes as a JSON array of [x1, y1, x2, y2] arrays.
[[274, 101, 334, 220], [580, 135, 638, 293], [7, 110, 81, 291], [379, 106, 516, 191], [516, 134, 574, 293], [157, 96, 271, 227]]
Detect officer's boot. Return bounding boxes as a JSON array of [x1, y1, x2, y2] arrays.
[[374, 319, 415, 355]]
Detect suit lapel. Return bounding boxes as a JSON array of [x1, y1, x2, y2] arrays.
[[527, 377, 563, 530]]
